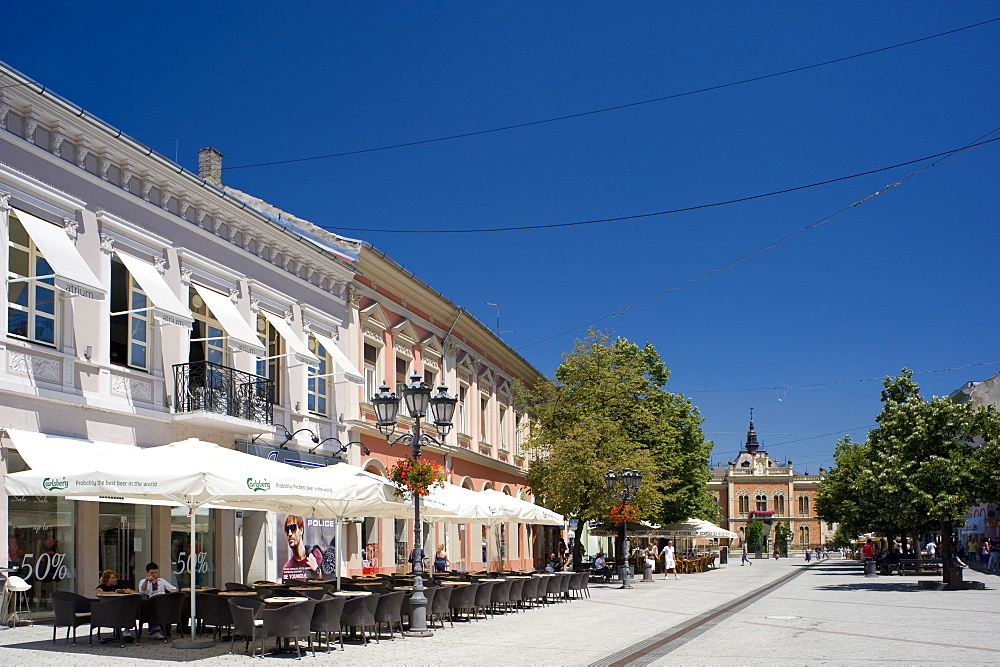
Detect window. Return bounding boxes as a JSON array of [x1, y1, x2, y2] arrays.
[[738, 495, 749, 516], [363, 343, 379, 399], [480, 396, 490, 443], [424, 367, 436, 388], [6, 213, 56, 345], [458, 385, 469, 434], [798, 525, 810, 546], [308, 336, 329, 416], [798, 495, 811, 517], [774, 495, 785, 516], [514, 414, 522, 456], [109, 259, 149, 370], [395, 357, 409, 392], [755, 495, 767, 512], [498, 406, 507, 450], [256, 314, 281, 405], [189, 289, 228, 367]]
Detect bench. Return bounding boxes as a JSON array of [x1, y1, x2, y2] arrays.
[[896, 558, 942, 575]]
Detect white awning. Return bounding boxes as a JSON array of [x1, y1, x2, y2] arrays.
[[2, 428, 140, 471], [192, 284, 266, 355], [259, 309, 319, 368], [114, 251, 192, 327], [11, 208, 104, 300], [311, 330, 364, 384]]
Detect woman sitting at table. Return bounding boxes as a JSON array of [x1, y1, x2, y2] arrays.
[[96, 569, 136, 595]]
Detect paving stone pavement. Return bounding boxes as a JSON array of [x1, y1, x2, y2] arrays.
[[0, 559, 995, 665]]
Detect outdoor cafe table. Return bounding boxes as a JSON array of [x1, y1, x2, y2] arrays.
[[333, 591, 371, 597], [219, 591, 257, 597], [263, 596, 308, 605], [288, 586, 324, 592], [439, 581, 471, 586], [95, 591, 135, 596], [479, 578, 506, 583], [180, 587, 220, 593]]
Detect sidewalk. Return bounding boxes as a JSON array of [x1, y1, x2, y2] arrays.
[[0, 559, 994, 665]]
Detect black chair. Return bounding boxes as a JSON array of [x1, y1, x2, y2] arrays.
[[472, 581, 495, 620], [507, 578, 525, 612], [374, 591, 406, 639], [301, 587, 327, 600], [52, 591, 96, 644], [341, 594, 379, 644], [228, 597, 264, 656], [429, 584, 453, 628], [558, 572, 572, 600], [259, 599, 316, 659], [198, 593, 232, 641], [447, 583, 478, 622], [89, 594, 141, 647], [310, 595, 347, 652], [224, 582, 254, 592], [545, 575, 562, 603], [490, 579, 513, 614], [569, 571, 588, 599], [139, 592, 186, 641]]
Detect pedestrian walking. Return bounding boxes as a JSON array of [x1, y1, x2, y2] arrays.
[[660, 539, 679, 579], [805, 547, 812, 562], [741, 546, 751, 566]]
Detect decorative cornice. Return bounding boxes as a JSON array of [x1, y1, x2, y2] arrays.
[[153, 256, 167, 275], [75, 138, 89, 169], [99, 149, 113, 181], [24, 111, 39, 144], [63, 218, 78, 241], [99, 234, 114, 254]]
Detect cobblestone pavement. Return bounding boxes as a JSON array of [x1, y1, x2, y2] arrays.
[[0, 559, 995, 665]]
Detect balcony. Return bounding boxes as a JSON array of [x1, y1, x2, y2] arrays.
[[173, 360, 274, 433]]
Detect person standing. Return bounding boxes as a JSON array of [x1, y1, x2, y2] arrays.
[[861, 538, 876, 562], [434, 544, 449, 573], [805, 547, 812, 562], [660, 539, 679, 579]]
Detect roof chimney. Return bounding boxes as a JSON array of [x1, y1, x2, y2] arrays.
[[198, 147, 224, 187]]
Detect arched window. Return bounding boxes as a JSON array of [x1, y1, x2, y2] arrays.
[[798, 525, 810, 546], [774, 495, 785, 516], [755, 495, 767, 512], [798, 495, 811, 517], [738, 495, 750, 515]]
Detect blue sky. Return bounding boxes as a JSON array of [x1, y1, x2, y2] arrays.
[[5, 2, 999, 471]]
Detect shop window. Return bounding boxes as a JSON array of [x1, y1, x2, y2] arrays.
[[109, 259, 149, 371], [171, 506, 214, 588], [6, 213, 56, 346]]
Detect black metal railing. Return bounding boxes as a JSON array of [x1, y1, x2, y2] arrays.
[[173, 360, 274, 425]]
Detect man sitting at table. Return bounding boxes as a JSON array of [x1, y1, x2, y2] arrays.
[[592, 552, 612, 582], [138, 562, 177, 639]]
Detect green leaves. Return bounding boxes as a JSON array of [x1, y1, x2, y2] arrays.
[[521, 329, 715, 526], [817, 369, 1000, 539]]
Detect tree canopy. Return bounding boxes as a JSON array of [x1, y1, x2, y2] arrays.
[[520, 330, 716, 561], [815, 368, 1000, 586]]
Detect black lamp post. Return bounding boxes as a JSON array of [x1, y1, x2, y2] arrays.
[[373, 375, 457, 637], [605, 468, 642, 589]]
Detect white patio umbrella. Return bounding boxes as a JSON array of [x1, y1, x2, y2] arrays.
[[657, 518, 739, 539], [3, 438, 391, 647]]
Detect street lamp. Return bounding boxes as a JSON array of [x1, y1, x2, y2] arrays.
[[605, 468, 642, 589], [373, 375, 457, 637]]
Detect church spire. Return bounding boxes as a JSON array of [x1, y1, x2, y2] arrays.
[[745, 408, 759, 454]]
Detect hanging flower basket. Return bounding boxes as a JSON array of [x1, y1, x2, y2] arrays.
[[388, 458, 447, 498], [609, 504, 641, 525]]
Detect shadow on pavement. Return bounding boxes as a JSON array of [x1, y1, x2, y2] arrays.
[[812, 581, 926, 593], [0, 635, 237, 662]]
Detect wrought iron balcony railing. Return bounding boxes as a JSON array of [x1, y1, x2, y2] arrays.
[[173, 360, 274, 425]]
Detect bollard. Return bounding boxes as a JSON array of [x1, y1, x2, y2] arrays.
[[864, 560, 878, 577], [641, 562, 655, 582]]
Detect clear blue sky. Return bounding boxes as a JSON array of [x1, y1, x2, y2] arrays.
[[6, 2, 998, 471]]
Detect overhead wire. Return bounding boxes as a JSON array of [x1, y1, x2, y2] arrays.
[[515, 127, 1000, 350], [222, 17, 1000, 171], [317, 138, 1000, 234]]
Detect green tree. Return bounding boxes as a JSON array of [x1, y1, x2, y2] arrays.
[[520, 330, 715, 567], [816, 369, 1000, 587], [772, 521, 791, 556], [745, 520, 764, 554]]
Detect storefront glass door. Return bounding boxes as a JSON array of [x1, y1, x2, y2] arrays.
[[98, 503, 152, 590]]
